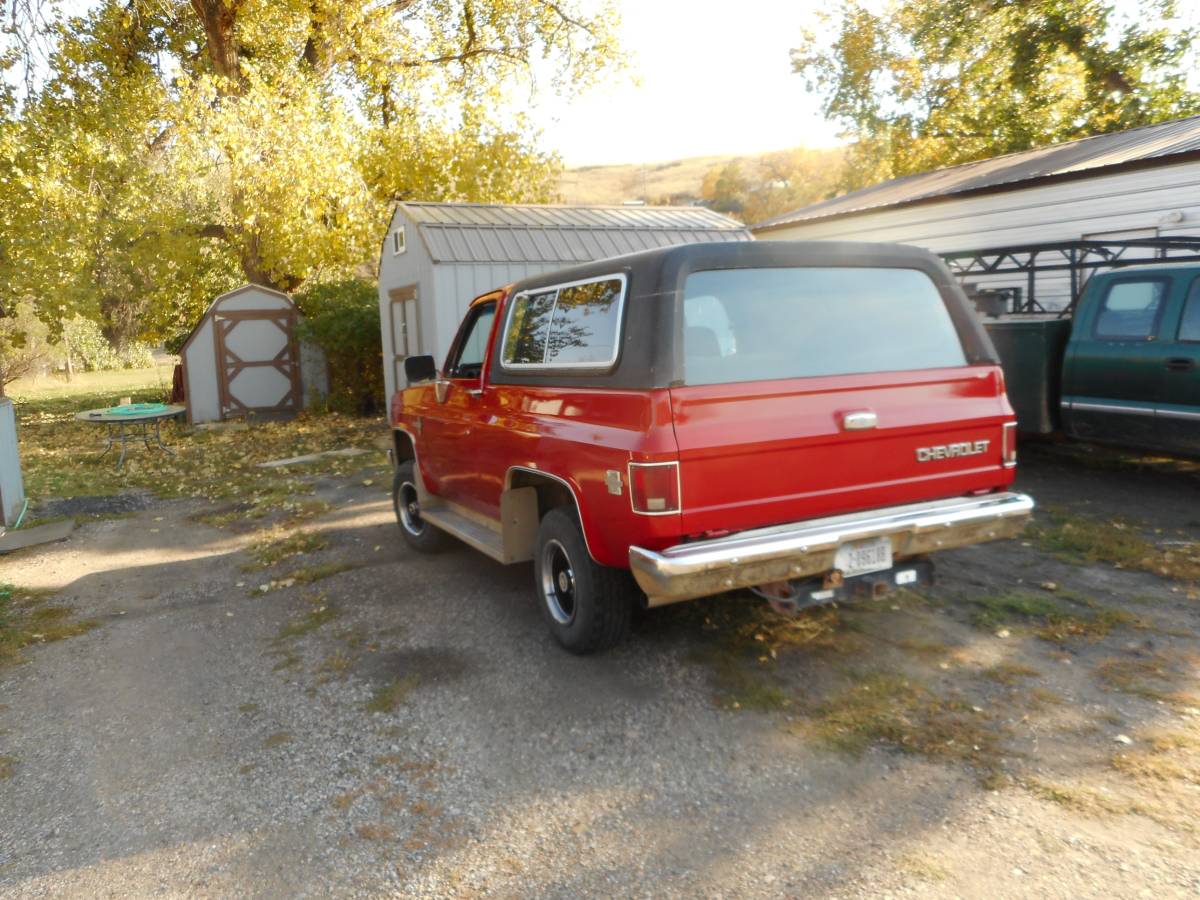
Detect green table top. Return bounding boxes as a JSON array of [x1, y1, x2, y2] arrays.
[[75, 404, 185, 424]]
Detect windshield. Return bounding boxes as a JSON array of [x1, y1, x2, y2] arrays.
[[682, 266, 967, 385]]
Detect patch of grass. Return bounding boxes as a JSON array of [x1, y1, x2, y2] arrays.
[[11, 366, 384, 525], [693, 647, 792, 711], [1023, 777, 1131, 816], [981, 661, 1041, 685], [1035, 608, 1142, 643], [274, 597, 337, 641], [244, 528, 329, 570], [667, 597, 847, 658], [1112, 748, 1198, 784], [262, 731, 292, 749], [316, 650, 356, 681], [676, 599, 858, 708], [968, 591, 1062, 631], [1027, 687, 1065, 708], [1029, 508, 1200, 582], [901, 852, 950, 882], [1021, 776, 1193, 833], [330, 790, 360, 811], [289, 562, 355, 585], [270, 649, 301, 672], [366, 674, 420, 714], [807, 672, 1002, 772], [1096, 653, 1196, 704], [959, 589, 1142, 643], [0, 583, 99, 666], [355, 823, 397, 841], [0, 755, 17, 779]]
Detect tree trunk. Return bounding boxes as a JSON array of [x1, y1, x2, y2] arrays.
[[240, 234, 301, 294], [190, 0, 244, 85]]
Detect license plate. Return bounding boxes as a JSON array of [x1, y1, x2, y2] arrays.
[[833, 536, 893, 577]]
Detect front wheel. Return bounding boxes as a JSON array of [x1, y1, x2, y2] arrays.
[[534, 508, 635, 654], [392, 461, 451, 553]]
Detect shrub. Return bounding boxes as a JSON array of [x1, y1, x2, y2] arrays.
[[61, 315, 119, 371], [118, 343, 156, 369], [0, 301, 55, 392], [296, 279, 383, 415], [60, 315, 156, 372]]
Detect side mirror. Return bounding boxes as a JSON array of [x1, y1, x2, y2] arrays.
[[404, 355, 437, 384]]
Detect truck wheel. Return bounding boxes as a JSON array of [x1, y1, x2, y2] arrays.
[[534, 508, 633, 654], [392, 462, 450, 553]]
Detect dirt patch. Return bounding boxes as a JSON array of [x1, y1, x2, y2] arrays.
[[32, 491, 157, 521]]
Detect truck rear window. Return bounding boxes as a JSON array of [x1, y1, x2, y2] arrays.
[[682, 267, 967, 385]]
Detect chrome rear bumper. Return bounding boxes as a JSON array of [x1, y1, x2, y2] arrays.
[[628, 492, 1034, 607]]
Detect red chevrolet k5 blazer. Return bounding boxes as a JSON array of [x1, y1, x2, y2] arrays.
[[389, 241, 1033, 653]]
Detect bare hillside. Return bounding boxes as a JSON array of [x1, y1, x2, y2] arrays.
[[559, 146, 844, 223], [560, 153, 745, 205]]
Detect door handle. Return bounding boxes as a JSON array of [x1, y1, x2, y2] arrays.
[[1165, 357, 1195, 372], [467, 388, 484, 398], [842, 410, 878, 430]]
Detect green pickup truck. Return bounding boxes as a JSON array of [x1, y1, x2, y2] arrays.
[[985, 263, 1200, 457]]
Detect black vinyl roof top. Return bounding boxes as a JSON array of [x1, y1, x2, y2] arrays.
[[753, 114, 1200, 232], [489, 240, 997, 391], [507, 239, 944, 296]]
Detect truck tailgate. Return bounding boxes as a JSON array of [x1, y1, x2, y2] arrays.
[[668, 365, 1015, 536]]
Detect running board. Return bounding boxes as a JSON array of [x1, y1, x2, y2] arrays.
[[421, 508, 506, 562], [418, 490, 539, 565]]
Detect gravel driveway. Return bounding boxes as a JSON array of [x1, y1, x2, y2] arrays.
[[2, 448, 1198, 898]]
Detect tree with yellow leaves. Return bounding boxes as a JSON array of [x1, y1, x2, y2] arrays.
[[0, 0, 619, 348]]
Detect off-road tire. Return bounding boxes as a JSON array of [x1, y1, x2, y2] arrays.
[[392, 461, 451, 553], [534, 507, 635, 654]]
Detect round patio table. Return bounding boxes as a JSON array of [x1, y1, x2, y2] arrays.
[[75, 404, 186, 469]]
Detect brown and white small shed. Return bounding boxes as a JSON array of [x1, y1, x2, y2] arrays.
[[180, 284, 327, 424]]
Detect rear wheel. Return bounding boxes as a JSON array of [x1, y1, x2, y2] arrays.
[[534, 508, 634, 654], [392, 461, 450, 553]]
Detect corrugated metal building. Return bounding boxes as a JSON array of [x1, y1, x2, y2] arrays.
[[377, 201, 751, 398], [752, 114, 1200, 307]]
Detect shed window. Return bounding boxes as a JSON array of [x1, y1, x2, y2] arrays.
[[501, 275, 626, 369], [1094, 280, 1165, 341], [392, 226, 406, 255]]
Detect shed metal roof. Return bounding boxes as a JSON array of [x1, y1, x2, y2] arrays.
[[397, 201, 751, 264], [753, 114, 1200, 232]]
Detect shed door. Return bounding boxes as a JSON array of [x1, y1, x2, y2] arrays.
[[390, 285, 420, 388], [213, 310, 302, 419]]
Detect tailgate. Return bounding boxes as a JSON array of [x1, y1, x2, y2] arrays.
[[669, 366, 1014, 536]]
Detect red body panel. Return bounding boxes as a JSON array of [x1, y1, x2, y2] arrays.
[[668, 366, 1016, 535], [395, 291, 1018, 570]]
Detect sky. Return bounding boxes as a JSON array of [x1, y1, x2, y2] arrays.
[[527, 0, 840, 168], [527, 0, 1195, 169]]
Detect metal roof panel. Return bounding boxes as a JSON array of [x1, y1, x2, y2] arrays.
[[397, 201, 750, 264], [754, 114, 1200, 231]]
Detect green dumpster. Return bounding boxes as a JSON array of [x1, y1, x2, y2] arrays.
[[983, 317, 1072, 435]]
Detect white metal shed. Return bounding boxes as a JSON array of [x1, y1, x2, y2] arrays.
[[377, 201, 752, 398], [180, 284, 327, 424], [752, 115, 1200, 308]]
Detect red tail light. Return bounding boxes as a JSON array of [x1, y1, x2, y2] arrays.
[[629, 462, 680, 515], [1002, 421, 1017, 468]]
